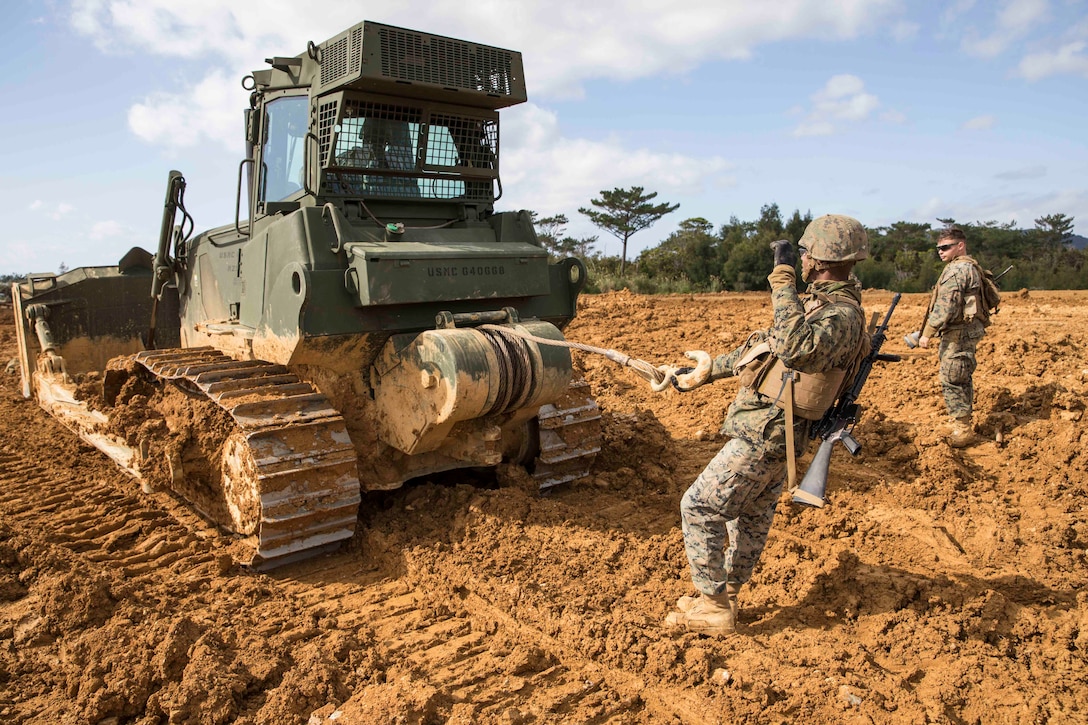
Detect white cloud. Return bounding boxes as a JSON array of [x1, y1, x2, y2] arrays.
[[69, 0, 906, 148], [962, 114, 996, 130], [1017, 40, 1088, 79], [28, 201, 75, 220], [792, 74, 880, 137], [501, 104, 731, 221], [960, 0, 1050, 58], [70, 0, 276, 62], [0, 240, 42, 274], [89, 220, 128, 241], [510, 0, 903, 93], [128, 70, 238, 148], [940, 0, 978, 26], [994, 165, 1046, 180], [997, 0, 1049, 29], [69, 0, 106, 40], [910, 187, 1088, 230], [68, 0, 905, 81], [891, 21, 920, 42], [794, 120, 836, 137]]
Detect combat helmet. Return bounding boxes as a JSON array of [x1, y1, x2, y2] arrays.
[[800, 214, 869, 262]]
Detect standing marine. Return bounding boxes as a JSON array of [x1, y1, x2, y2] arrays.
[[916, 227, 987, 448], [653, 214, 871, 635]]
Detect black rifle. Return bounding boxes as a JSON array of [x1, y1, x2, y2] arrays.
[[792, 293, 902, 508]]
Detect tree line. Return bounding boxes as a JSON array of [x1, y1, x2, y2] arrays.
[[534, 187, 1084, 294], [3, 188, 1081, 297]]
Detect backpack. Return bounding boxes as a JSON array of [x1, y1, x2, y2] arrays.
[[980, 268, 1002, 315], [965, 258, 1002, 326]]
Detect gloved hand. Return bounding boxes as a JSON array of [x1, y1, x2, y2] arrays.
[[769, 239, 797, 268], [672, 351, 713, 392]]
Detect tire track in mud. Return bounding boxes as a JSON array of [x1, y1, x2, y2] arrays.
[[0, 443, 220, 579], [273, 552, 715, 724]]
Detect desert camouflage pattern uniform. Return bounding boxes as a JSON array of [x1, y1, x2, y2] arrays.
[[681, 278, 868, 595], [921, 256, 986, 419]]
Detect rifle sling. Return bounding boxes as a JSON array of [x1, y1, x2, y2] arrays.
[[783, 370, 798, 489]]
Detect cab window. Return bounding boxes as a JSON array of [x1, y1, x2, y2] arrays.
[[260, 96, 308, 202]]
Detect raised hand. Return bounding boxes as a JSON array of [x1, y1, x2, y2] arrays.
[[769, 239, 796, 268]]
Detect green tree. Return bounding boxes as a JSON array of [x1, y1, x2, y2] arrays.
[[529, 212, 567, 256], [1034, 213, 1075, 261], [961, 220, 1027, 262], [784, 209, 813, 243], [863, 221, 934, 289], [721, 237, 773, 292], [637, 217, 717, 286], [558, 235, 598, 259], [528, 211, 597, 260], [714, 204, 789, 291], [867, 221, 932, 261], [578, 186, 679, 277], [755, 203, 785, 239], [574, 204, 1086, 295], [717, 216, 754, 258]]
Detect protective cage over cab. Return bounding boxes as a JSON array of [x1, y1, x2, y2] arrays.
[[305, 22, 527, 205]]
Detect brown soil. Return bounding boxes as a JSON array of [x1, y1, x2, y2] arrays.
[[0, 289, 1085, 725]]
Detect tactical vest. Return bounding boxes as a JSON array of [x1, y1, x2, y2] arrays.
[[733, 293, 869, 420], [931, 256, 997, 328]]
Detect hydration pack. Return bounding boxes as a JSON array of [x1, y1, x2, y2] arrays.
[[965, 258, 1002, 326]]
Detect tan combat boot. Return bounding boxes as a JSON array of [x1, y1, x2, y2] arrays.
[[946, 416, 977, 448], [667, 583, 740, 635]]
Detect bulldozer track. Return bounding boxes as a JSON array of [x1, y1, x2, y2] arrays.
[[273, 554, 713, 724], [130, 347, 362, 569], [0, 444, 219, 579], [531, 378, 602, 489]]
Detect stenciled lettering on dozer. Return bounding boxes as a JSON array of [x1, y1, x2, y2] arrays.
[[426, 265, 506, 277]]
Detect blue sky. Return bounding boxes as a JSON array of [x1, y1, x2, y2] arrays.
[[2, 0, 1086, 274]]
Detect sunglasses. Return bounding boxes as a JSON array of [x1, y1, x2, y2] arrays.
[[936, 243, 957, 252]]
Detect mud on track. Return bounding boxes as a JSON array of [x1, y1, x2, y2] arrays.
[[0, 290, 1086, 724]]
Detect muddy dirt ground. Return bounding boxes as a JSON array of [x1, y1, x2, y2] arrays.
[[0, 288, 1085, 724]]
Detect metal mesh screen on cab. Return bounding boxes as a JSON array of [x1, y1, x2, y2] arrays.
[[319, 97, 497, 201]]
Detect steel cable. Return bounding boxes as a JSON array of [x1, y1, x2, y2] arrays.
[[479, 325, 666, 385]]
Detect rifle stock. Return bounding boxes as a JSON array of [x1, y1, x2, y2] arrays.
[[792, 293, 901, 508], [792, 427, 860, 507]]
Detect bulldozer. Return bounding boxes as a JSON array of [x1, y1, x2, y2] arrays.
[[11, 21, 600, 568]]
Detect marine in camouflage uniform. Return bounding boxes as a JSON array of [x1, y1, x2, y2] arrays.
[[918, 227, 985, 447], [656, 215, 871, 635]]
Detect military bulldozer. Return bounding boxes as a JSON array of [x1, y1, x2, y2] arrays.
[[11, 21, 600, 568]]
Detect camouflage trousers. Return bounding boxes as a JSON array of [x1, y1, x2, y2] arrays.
[[938, 324, 984, 419], [680, 437, 786, 596]]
